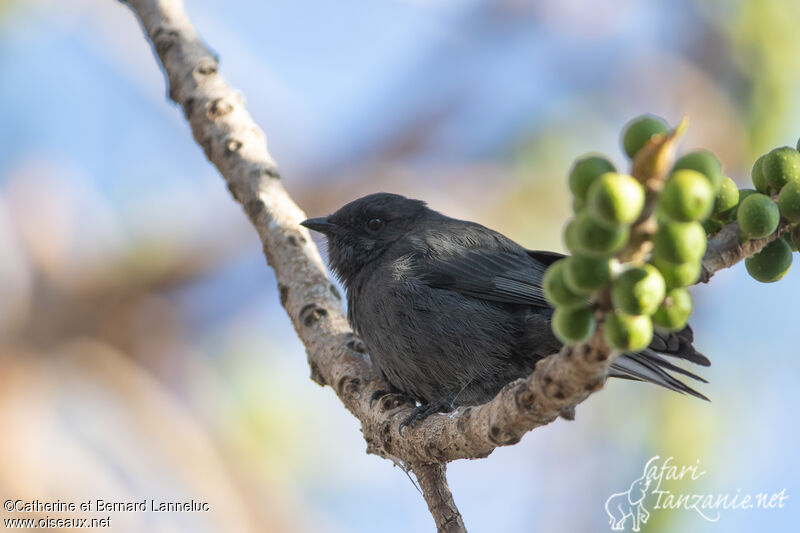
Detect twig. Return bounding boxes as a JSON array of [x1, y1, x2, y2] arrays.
[[701, 221, 788, 282], [413, 463, 467, 533]]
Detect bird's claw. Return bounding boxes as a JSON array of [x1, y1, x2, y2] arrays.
[[397, 392, 458, 435], [398, 405, 436, 435]]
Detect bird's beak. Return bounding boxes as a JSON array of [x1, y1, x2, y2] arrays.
[[300, 216, 338, 234]]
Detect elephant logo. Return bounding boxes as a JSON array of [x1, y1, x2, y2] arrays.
[[605, 456, 659, 531]]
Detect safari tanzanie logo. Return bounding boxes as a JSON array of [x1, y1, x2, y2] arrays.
[[604, 456, 788, 531]]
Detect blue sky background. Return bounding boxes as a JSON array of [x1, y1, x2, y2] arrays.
[[0, 0, 798, 532]]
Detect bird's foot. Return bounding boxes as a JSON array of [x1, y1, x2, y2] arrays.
[[398, 392, 458, 435]]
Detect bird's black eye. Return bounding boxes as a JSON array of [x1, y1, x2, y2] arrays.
[[366, 218, 384, 231]]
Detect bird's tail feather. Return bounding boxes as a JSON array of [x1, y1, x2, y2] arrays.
[[610, 350, 709, 401]]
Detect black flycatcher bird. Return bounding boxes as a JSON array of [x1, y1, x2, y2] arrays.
[[301, 193, 710, 428]]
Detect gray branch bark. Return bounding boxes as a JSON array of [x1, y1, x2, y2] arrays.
[[119, 1, 776, 530], [701, 220, 788, 282], [413, 463, 467, 533]]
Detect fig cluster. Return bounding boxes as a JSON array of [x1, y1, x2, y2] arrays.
[[545, 115, 800, 353], [728, 146, 800, 282]]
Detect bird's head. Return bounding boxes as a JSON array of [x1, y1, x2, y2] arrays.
[[301, 193, 431, 285]]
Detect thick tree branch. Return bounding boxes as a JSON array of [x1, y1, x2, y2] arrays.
[[119, 0, 780, 529]]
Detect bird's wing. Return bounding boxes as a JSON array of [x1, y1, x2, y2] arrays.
[[411, 235, 712, 397], [525, 249, 565, 266], [415, 247, 557, 307]]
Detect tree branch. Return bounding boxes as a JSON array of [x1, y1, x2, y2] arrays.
[[700, 220, 788, 282], [119, 0, 780, 529], [412, 463, 466, 533], [117, 0, 606, 469]]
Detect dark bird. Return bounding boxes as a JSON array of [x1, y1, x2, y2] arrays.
[[301, 193, 710, 429]]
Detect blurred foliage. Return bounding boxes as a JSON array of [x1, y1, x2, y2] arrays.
[[0, 167, 306, 532], [713, 0, 800, 155]]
